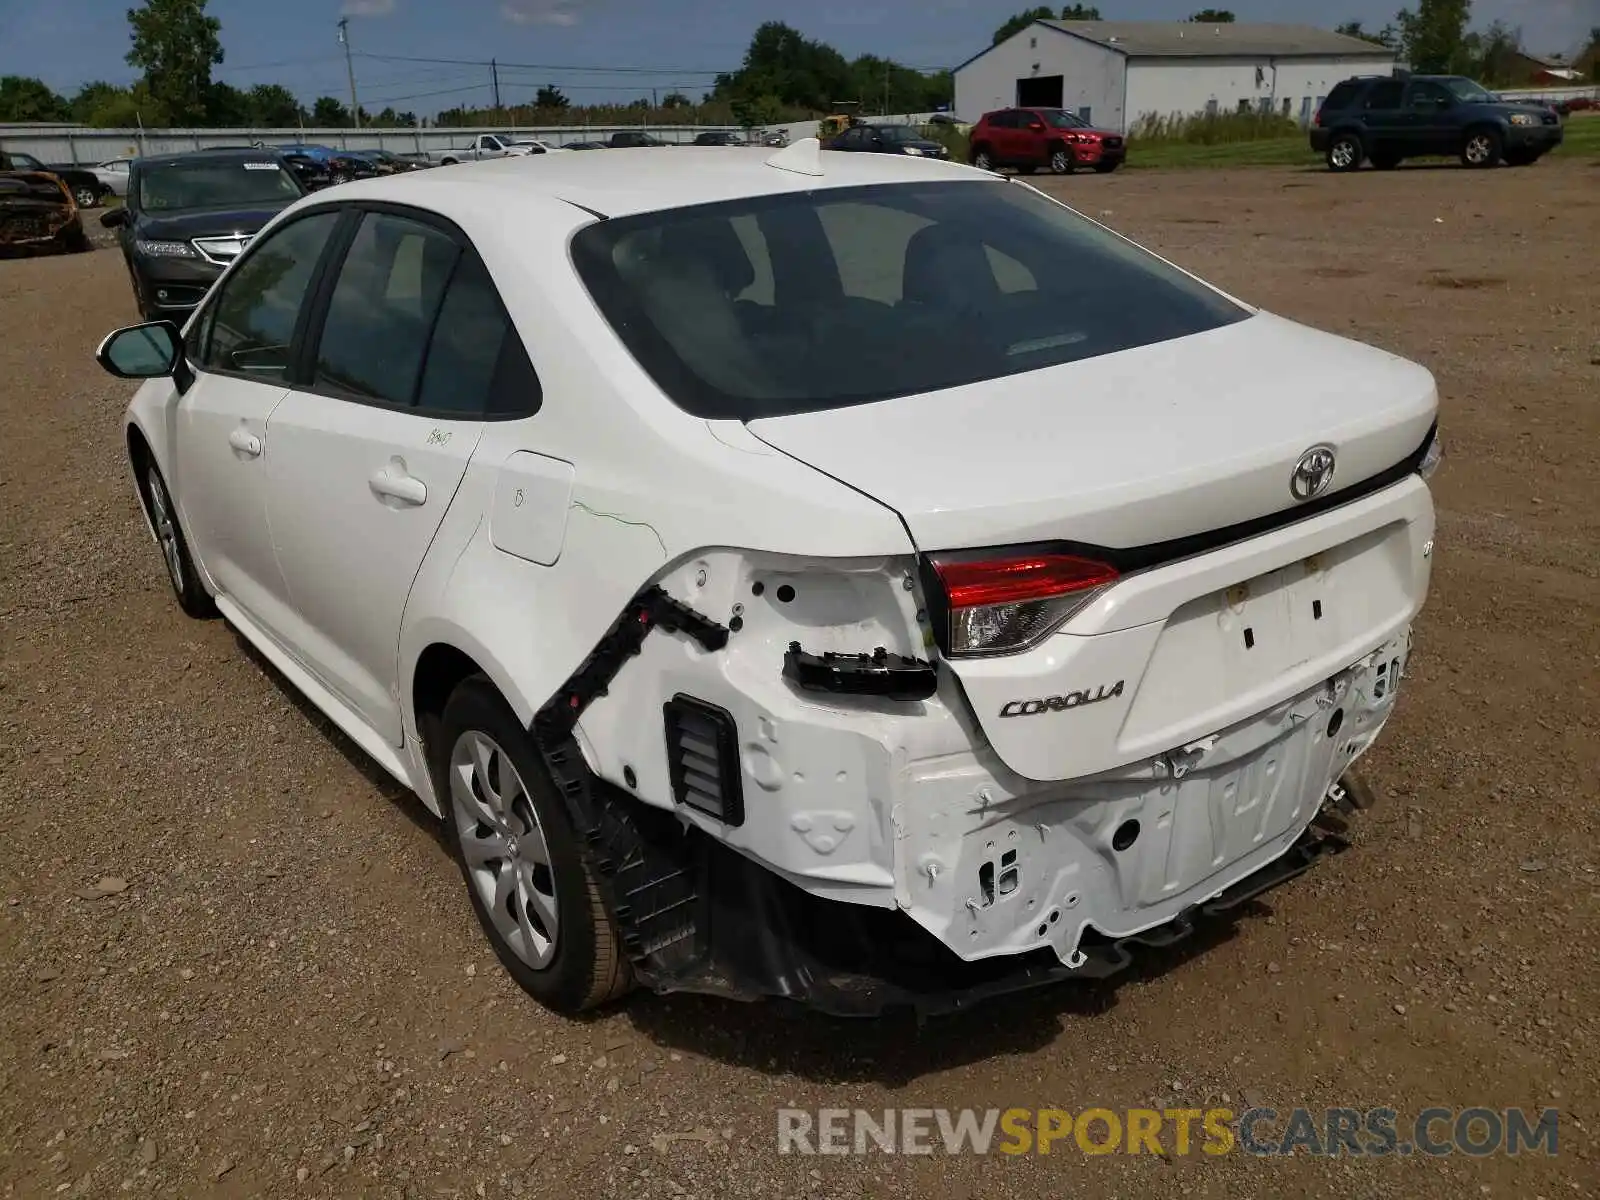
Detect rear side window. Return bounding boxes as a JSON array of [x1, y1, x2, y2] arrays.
[[1323, 81, 1363, 111], [571, 180, 1248, 420], [313, 212, 458, 405], [1363, 81, 1404, 109], [415, 253, 542, 418]]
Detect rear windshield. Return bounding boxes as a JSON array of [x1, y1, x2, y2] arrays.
[[571, 179, 1248, 420], [138, 161, 302, 212]]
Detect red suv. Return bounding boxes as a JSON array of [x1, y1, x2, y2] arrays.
[[968, 107, 1126, 175]]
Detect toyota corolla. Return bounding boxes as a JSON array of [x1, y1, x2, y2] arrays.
[[93, 140, 1440, 1016]]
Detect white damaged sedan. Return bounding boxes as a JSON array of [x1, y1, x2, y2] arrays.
[[95, 139, 1440, 1016]]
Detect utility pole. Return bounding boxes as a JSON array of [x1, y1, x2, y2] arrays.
[[491, 59, 501, 112], [337, 17, 362, 128]]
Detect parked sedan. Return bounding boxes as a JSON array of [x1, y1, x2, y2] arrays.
[[93, 146, 1437, 1019], [0, 149, 113, 207], [827, 123, 950, 159], [0, 152, 89, 254], [93, 157, 135, 197], [102, 147, 306, 319]]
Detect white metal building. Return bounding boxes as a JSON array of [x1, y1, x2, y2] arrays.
[[954, 20, 1397, 132]]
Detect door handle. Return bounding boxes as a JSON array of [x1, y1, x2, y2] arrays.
[[228, 428, 263, 457], [369, 464, 427, 507]]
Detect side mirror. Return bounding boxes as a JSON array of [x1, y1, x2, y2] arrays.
[[100, 207, 129, 229], [95, 321, 194, 393]]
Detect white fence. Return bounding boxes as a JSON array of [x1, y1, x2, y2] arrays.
[[0, 123, 749, 164], [0, 113, 960, 164]]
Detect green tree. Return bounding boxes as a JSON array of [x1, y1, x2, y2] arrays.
[[533, 84, 569, 109], [82, 81, 169, 127], [993, 6, 1058, 45], [1393, 0, 1473, 74], [125, 0, 224, 125], [1188, 9, 1237, 21], [311, 95, 349, 126], [731, 91, 783, 129], [0, 75, 69, 122], [1335, 20, 1398, 46], [661, 91, 691, 108], [68, 81, 126, 123], [247, 83, 302, 127], [204, 80, 250, 125], [1465, 20, 1521, 83], [1058, 5, 1101, 18]]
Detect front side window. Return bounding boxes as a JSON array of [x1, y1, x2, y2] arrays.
[[571, 180, 1248, 420], [1407, 82, 1455, 111], [137, 159, 302, 212], [312, 212, 459, 405], [201, 210, 340, 377], [1043, 109, 1087, 129], [1443, 77, 1495, 103]]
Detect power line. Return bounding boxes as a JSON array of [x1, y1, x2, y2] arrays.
[[355, 51, 728, 75]]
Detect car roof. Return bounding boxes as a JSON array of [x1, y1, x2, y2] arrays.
[[311, 145, 992, 220], [137, 148, 288, 167]]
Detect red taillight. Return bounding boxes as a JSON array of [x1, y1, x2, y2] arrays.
[[931, 552, 1119, 657], [1313, 111, 1322, 127]]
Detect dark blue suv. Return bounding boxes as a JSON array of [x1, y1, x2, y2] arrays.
[[1311, 74, 1564, 171]]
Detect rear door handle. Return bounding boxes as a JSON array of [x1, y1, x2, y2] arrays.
[[228, 428, 263, 457], [369, 464, 427, 507]]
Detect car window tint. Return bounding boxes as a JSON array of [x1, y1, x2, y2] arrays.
[[314, 212, 458, 406], [415, 253, 541, 417], [1364, 81, 1404, 109], [817, 201, 932, 305], [1407, 82, 1453, 109], [202, 211, 340, 378], [572, 180, 1249, 420], [1323, 81, 1362, 111]]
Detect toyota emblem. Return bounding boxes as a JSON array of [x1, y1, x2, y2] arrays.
[[1290, 445, 1336, 501]]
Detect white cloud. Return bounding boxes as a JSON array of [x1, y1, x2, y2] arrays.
[[342, 0, 397, 15], [500, 1, 584, 26]]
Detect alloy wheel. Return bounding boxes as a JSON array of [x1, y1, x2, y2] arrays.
[[146, 468, 184, 594], [1051, 150, 1071, 173], [448, 730, 560, 969], [1465, 135, 1491, 165], [973, 149, 993, 170], [1331, 140, 1357, 169]]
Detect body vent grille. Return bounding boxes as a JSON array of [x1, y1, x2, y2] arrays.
[[663, 695, 744, 826]]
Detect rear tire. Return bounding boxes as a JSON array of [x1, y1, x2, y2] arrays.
[[1326, 132, 1363, 172], [969, 144, 995, 171], [1461, 127, 1502, 168], [436, 677, 632, 1015]]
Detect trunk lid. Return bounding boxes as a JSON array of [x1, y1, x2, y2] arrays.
[[747, 312, 1437, 553]]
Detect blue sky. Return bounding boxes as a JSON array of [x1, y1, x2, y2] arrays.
[[2, 0, 1592, 113]]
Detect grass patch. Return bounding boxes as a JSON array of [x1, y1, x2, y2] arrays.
[[1551, 112, 1600, 159], [1126, 137, 1317, 169]]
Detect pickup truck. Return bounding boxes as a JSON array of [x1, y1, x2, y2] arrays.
[[608, 130, 670, 148], [429, 134, 530, 165]]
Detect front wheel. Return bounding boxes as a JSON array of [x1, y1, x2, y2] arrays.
[[1050, 148, 1073, 174], [437, 678, 632, 1015], [1461, 127, 1502, 168], [140, 461, 215, 618], [1326, 133, 1363, 172]]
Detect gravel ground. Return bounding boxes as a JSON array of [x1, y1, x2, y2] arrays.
[[2, 160, 1597, 1199]]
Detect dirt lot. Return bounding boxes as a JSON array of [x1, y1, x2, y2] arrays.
[[2, 160, 1597, 1199]]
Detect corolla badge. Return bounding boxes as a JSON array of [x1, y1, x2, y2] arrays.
[[1290, 445, 1337, 502]]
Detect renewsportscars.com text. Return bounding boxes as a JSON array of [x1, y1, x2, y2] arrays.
[[777, 1107, 1559, 1158]]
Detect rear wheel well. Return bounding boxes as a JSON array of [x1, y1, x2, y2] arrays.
[[413, 643, 491, 770]]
